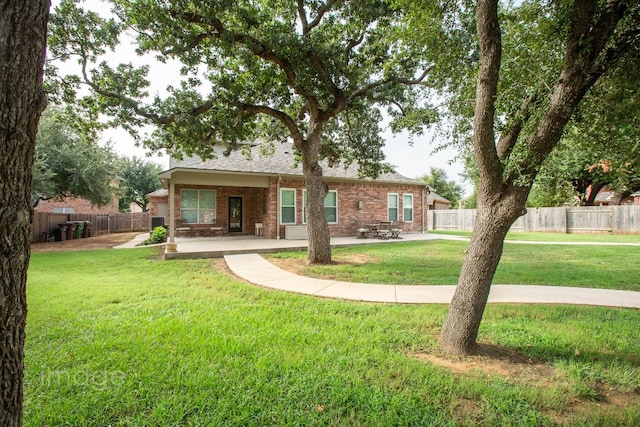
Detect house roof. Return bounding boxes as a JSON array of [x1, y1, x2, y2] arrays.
[[428, 191, 451, 205], [147, 188, 169, 198], [160, 141, 426, 186], [594, 190, 615, 204]]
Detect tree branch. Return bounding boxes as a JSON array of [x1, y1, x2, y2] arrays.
[[172, 9, 322, 118], [524, 0, 631, 168], [240, 103, 304, 144], [348, 67, 432, 101], [496, 92, 540, 160], [79, 53, 215, 127], [473, 0, 503, 195], [299, 0, 342, 34]]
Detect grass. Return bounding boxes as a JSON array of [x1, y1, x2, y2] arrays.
[[25, 248, 640, 425], [431, 230, 640, 243], [268, 240, 640, 290]]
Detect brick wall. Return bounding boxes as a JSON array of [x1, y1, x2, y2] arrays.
[[264, 177, 426, 238], [159, 179, 427, 238]]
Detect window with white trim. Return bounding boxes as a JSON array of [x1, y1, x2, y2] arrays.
[[303, 190, 338, 224], [388, 193, 399, 221], [403, 194, 414, 222], [180, 189, 216, 223], [53, 207, 75, 214], [280, 188, 296, 224]]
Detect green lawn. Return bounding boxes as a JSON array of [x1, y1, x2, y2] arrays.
[[269, 240, 640, 290], [25, 247, 640, 425]]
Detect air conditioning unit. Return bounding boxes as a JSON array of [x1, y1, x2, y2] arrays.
[[151, 216, 165, 229], [285, 225, 308, 240]]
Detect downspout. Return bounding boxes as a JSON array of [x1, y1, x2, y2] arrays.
[[276, 175, 282, 240], [423, 185, 430, 234]]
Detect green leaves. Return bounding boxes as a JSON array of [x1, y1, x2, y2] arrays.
[[418, 167, 464, 208], [33, 108, 118, 207], [117, 156, 162, 211], [49, 0, 438, 177]]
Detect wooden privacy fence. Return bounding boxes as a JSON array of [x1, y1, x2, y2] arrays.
[[429, 205, 640, 234], [31, 212, 150, 243]]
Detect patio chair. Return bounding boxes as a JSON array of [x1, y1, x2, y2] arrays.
[[210, 218, 224, 236], [390, 221, 404, 239], [175, 218, 192, 237], [356, 221, 370, 239], [377, 221, 391, 239]]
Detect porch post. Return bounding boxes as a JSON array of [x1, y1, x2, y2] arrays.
[[168, 178, 176, 243], [165, 177, 179, 253], [276, 175, 281, 239]]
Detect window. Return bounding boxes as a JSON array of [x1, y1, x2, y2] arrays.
[[403, 194, 414, 222], [180, 189, 216, 223], [324, 190, 338, 223], [53, 207, 75, 214], [302, 190, 338, 224], [388, 193, 399, 221], [280, 189, 296, 224]]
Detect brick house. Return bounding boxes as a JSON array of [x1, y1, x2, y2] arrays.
[[151, 142, 448, 241]]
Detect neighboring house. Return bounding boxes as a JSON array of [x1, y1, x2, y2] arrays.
[[34, 195, 120, 215], [631, 191, 640, 205], [151, 142, 443, 240], [428, 190, 452, 210], [592, 187, 636, 206]]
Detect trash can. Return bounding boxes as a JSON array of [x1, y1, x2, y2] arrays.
[[83, 221, 91, 238], [74, 221, 85, 239], [65, 223, 76, 240], [55, 226, 67, 241]]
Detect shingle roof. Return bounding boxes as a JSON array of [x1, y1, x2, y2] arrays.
[[428, 190, 451, 205], [162, 141, 426, 186], [147, 188, 168, 198]]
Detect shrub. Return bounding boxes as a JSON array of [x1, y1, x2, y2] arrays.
[[149, 226, 167, 244]]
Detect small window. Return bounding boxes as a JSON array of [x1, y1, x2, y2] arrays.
[[403, 194, 414, 222], [324, 190, 338, 223], [181, 189, 216, 223], [388, 193, 399, 221], [303, 190, 338, 224], [280, 189, 296, 224], [53, 207, 75, 214]]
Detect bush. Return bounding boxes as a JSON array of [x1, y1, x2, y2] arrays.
[[149, 226, 167, 244]]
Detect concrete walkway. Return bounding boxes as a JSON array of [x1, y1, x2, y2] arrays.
[[224, 253, 640, 309], [115, 232, 640, 308]]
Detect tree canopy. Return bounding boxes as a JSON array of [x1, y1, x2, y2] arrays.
[[48, 0, 446, 263], [418, 167, 464, 207], [529, 56, 640, 207], [33, 109, 118, 208], [117, 156, 162, 212]]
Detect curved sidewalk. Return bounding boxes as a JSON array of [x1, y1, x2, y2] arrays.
[[224, 253, 640, 308]]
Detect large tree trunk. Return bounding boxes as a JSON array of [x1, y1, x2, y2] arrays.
[[0, 1, 50, 425], [439, 0, 631, 356], [439, 191, 526, 355], [299, 132, 331, 265]]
